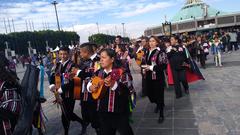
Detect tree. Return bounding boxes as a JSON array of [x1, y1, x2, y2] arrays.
[[88, 33, 130, 46], [0, 30, 80, 55]]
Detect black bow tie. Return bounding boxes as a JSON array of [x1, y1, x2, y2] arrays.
[[103, 71, 111, 78]]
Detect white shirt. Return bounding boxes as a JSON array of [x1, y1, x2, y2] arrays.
[[136, 46, 143, 53], [49, 59, 70, 94], [90, 53, 97, 61], [60, 59, 70, 67], [148, 48, 158, 71], [148, 48, 157, 60]]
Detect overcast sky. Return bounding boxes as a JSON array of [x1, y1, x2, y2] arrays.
[[0, 0, 240, 42]]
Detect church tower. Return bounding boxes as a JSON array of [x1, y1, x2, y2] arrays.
[[185, 0, 203, 5]]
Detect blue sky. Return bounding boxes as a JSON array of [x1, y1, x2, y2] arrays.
[[0, 0, 240, 42]]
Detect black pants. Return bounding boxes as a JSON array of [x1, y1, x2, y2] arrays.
[[222, 43, 226, 52], [233, 42, 239, 50], [99, 112, 134, 135], [227, 43, 232, 51], [0, 110, 18, 135], [0, 119, 18, 135], [81, 101, 100, 129], [141, 73, 147, 96], [198, 54, 206, 68], [61, 98, 84, 134], [172, 69, 189, 97]]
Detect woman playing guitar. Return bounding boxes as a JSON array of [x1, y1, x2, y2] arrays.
[[88, 48, 134, 135]]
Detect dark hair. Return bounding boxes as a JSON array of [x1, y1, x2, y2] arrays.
[[116, 44, 127, 53], [116, 35, 122, 40], [163, 37, 170, 43], [100, 48, 122, 68], [196, 35, 202, 38], [214, 36, 219, 40], [92, 43, 98, 51], [150, 36, 161, 44], [100, 48, 116, 58], [59, 46, 70, 53], [141, 36, 149, 42], [0, 52, 19, 84], [80, 42, 95, 54], [171, 35, 181, 44]]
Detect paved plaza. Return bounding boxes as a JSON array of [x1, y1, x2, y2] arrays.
[[16, 51, 240, 135]]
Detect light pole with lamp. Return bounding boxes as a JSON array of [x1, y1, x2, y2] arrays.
[[215, 11, 220, 29], [96, 22, 100, 34], [52, 1, 61, 31], [121, 23, 125, 37]]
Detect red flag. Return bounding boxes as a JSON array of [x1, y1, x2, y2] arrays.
[[167, 63, 204, 85]]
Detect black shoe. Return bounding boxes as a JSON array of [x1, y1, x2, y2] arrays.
[[80, 123, 88, 135], [37, 129, 44, 135], [176, 95, 183, 99], [158, 106, 164, 124], [154, 105, 159, 113], [158, 116, 164, 124], [39, 97, 47, 103], [95, 128, 101, 135], [185, 89, 190, 95]]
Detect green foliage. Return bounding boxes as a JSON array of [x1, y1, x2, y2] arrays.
[[0, 30, 79, 55], [88, 33, 130, 46]]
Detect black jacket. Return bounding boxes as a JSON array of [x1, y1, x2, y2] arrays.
[[95, 68, 130, 114], [78, 55, 100, 102], [167, 45, 189, 71], [143, 49, 168, 81]]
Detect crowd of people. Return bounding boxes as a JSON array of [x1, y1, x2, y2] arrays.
[[1, 29, 240, 135]]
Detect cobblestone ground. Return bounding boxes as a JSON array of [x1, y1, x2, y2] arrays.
[[16, 51, 240, 135]]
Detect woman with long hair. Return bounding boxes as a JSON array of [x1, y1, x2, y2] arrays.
[[88, 48, 134, 135], [141, 36, 168, 123], [115, 44, 131, 73], [0, 52, 21, 135]]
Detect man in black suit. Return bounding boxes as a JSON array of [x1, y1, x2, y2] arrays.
[[75, 43, 101, 135], [167, 36, 189, 99], [49, 47, 85, 135]]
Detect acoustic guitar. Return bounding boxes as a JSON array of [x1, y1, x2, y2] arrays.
[[73, 77, 81, 100], [71, 67, 82, 100], [91, 76, 105, 100], [91, 68, 123, 100], [136, 50, 144, 66], [54, 74, 63, 104]]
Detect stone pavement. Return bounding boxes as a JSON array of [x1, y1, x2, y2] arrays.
[[16, 51, 240, 135]]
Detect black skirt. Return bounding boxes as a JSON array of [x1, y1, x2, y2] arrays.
[[145, 79, 164, 106]]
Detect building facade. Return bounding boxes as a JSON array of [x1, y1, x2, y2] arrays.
[[144, 0, 240, 36]]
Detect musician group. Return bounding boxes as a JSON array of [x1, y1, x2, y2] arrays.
[[46, 34, 205, 135], [0, 35, 204, 135]]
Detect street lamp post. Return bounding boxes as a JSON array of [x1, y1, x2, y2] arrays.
[[5, 41, 10, 59], [121, 23, 125, 37], [27, 41, 32, 56], [96, 22, 100, 33], [3, 18, 8, 34], [60, 40, 63, 47], [46, 40, 49, 52], [52, 1, 61, 31], [215, 11, 220, 29]]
